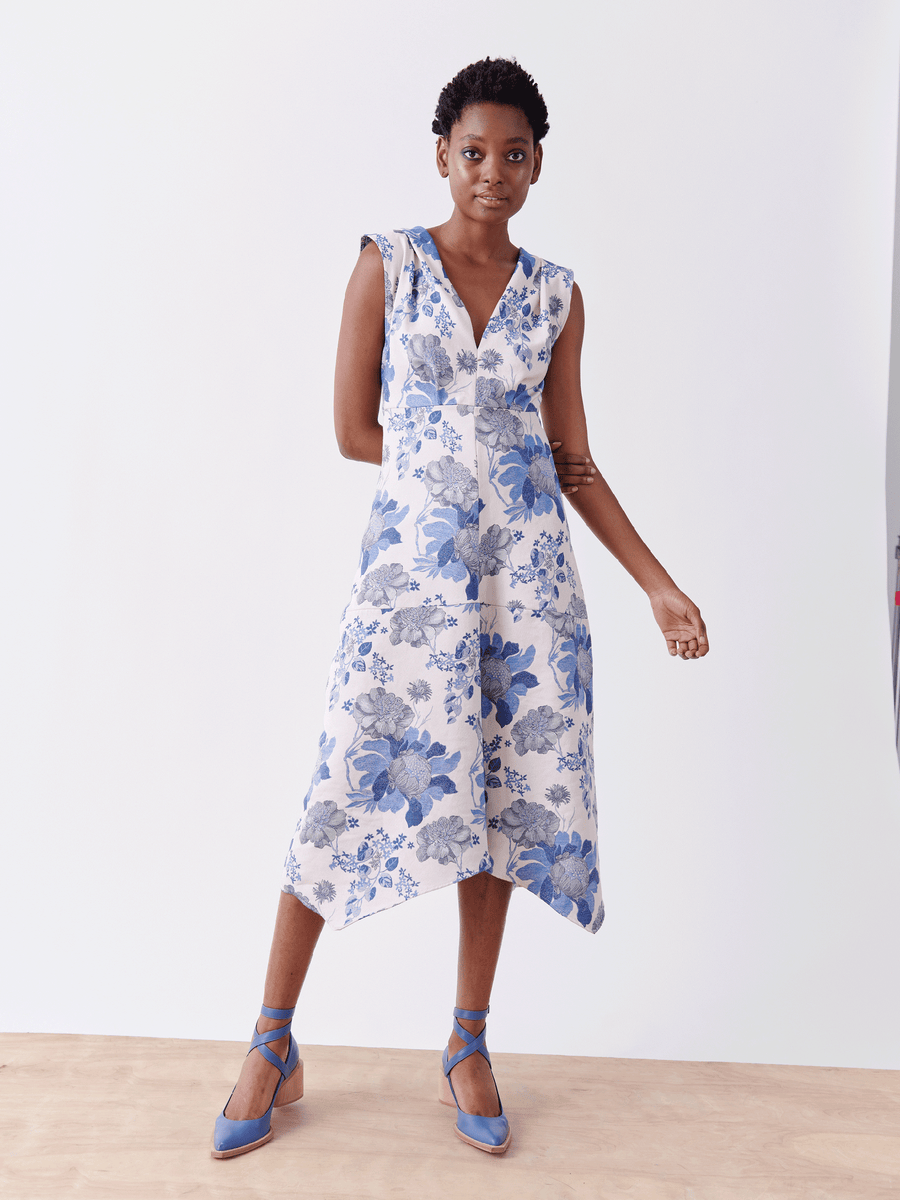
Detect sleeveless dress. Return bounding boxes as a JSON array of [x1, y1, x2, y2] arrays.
[[282, 227, 604, 935]]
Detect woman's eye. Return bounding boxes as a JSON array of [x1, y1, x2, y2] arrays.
[[508, 151, 526, 162], [462, 148, 481, 160]]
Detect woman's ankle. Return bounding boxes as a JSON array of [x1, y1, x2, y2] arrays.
[[256, 1014, 291, 1035], [455, 1016, 486, 1036]]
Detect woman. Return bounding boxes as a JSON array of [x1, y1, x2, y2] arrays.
[[212, 56, 708, 1160]]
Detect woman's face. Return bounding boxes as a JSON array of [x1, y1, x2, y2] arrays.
[[437, 102, 543, 226]]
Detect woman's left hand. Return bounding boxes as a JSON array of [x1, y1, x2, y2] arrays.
[[551, 442, 595, 494], [649, 587, 709, 659]]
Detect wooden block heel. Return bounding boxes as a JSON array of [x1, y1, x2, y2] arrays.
[[274, 1060, 304, 1107]]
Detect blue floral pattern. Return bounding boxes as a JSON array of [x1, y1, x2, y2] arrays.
[[282, 227, 603, 934]]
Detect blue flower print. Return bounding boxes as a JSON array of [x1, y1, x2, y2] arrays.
[[397, 265, 441, 327], [424, 456, 479, 508], [299, 799, 348, 849], [452, 526, 479, 574], [453, 523, 514, 580], [416, 814, 472, 866], [329, 827, 421, 921], [407, 678, 432, 701], [389, 605, 446, 648], [489, 295, 534, 367], [309, 730, 335, 788], [475, 405, 526, 452], [407, 333, 453, 388], [478, 633, 539, 727], [545, 783, 571, 808], [527, 456, 558, 497], [360, 491, 409, 573], [417, 504, 481, 599], [543, 595, 588, 638], [327, 614, 395, 708], [403, 226, 442, 262], [503, 382, 540, 413], [510, 704, 566, 755], [475, 376, 506, 407], [380, 359, 395, 406], [313, 879, 337, 904], [478, 348, 503, 372], [349, 841, 383, 905], [364, 232, 395, 262], [477, 524, 514, 575], [388, 750, 433, 798], [352, 687, 414, 738], [550, 850, 593, 900], [515, 830, 600, 927], [499, 798, 559, 848], [498, 438, 564, 523], [349, 725, 460, 827], [559, 627, 593, 712], [457, 350, 477, 374], [357, 562, 410, 607], [382, 269, 395, 318]]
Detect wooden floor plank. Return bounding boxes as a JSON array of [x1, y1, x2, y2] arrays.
[[1, 1033, 898, 1199]]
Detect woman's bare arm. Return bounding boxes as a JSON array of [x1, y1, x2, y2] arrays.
[[541, 283, 709, 658], [333, 240, 385, 465]]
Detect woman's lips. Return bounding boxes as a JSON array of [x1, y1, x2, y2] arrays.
[[477, 194, 507, 205]]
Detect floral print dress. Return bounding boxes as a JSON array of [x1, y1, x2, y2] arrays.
[[282, 227, 604, 935]]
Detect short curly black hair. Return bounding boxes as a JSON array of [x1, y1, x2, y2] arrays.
[[432, 57, 549, 144]]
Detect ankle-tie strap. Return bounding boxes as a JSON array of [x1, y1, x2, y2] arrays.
[[445, 1006, 492, 1074], [250, 1004, 296, 1075], [453, 1005, 489, 1020], [260, 1004, 295, 1020]]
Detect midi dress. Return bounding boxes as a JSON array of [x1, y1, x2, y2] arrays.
[[282, 227, 604, 935]]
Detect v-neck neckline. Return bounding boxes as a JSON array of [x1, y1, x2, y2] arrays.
[[411, 226, 525, 353]]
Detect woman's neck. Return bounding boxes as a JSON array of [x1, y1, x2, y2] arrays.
[[430, 211, 517, 265]]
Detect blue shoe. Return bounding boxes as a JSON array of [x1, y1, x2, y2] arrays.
[[439, 1005, 511, 1154], [211, 1004, 304, 1159]]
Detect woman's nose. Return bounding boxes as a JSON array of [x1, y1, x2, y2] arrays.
[[480, 156, 504, 183]]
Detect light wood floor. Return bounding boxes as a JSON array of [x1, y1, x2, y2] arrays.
[[1, 1033, 899, 1199]]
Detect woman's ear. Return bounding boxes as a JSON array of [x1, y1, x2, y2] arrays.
[[436, 136, 450, 179], [531, 143, 543, 185]]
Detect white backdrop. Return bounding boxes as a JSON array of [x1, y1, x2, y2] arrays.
[[3, 0, 900, 1070]]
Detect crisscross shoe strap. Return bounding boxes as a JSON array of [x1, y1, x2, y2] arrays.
[[446, 1005, 492, 1072], [250, 1004, 295, 1075]]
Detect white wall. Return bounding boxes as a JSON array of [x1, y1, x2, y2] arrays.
[[2, 0, 900, 1070]]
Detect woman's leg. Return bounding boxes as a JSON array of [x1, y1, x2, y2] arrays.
[[223, 891, 325, 1120], [445, 872, 514, 1117]]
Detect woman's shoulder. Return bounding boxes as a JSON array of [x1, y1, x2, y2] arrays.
[[528, 249, 575, 292], [361, 227, 437, 277], [360, 226, 432, 252], [524, 251, 576, 336], [360, 230, 403, 260]]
